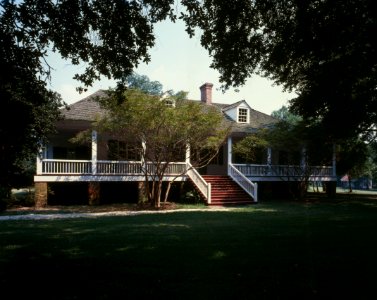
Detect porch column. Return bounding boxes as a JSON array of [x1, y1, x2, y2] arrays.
[[267, 147, 272, 175], [34, 182, 48, 208], [185, 143, 191, 164], [36, 149, 43, 175], [227, 136, 232, 175], [91, 130, 97, 175], [141, 140, 147, 172], [138, 181, 147, 203], [36, 145, 47, 175], [332, 143, 336, 177]]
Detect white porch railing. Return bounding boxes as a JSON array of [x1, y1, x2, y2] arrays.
[[229, 163, 258, 202], [186, 162, 211, 204], [41, 159, 92, 174], [96, 160, 142, 174], [39, 160, 334, 179], [233, 164, 334, 178], [40, 159, 187, 176], [145, 162, 187, 175]]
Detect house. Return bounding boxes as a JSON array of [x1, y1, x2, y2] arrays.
[[34, 83, 337, 207], [339, 174, 373, 191]]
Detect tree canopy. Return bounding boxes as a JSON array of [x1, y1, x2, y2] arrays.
[[1, 0, 376, 200], [0, 0, 175, 199], [94, 88, 228, 208], [125, 72, 164, 96], [181, 0, 377, 140]]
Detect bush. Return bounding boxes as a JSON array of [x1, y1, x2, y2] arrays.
[[7, 188, 35, 208], [177, 182, 203, 204]]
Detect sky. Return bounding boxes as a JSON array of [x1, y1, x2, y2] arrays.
[[48, 18, 296, 116]]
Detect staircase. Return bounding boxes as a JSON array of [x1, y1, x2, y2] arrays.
[[202, 175, 255, 206]]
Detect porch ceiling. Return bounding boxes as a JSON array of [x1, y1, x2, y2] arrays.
[[55, 120, 92, 132]]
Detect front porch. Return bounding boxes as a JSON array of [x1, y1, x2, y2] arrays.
[[34, 158, 336, 204], [34, 133, 337, 206]]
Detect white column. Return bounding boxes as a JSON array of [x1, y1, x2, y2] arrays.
[[91, 130, 97, 175], [267, 147, 272, 175], [227, 136, 232, 175], [36, 148, 43, 175], [141, 140, 147, 172], [185, 143, 191, 164], [267, 148, 272, 165]]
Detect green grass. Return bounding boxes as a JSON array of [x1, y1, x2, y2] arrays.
[[1, 195, 377, 299]]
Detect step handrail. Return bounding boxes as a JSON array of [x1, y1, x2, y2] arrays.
[[186, 163, 211, 204], [229, 163, 258, 202]]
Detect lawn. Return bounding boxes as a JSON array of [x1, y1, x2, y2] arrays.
[[1, 194, 377, 299]]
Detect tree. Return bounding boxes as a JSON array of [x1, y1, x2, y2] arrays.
[[336, 138, 370, 192], [125, 72, 163, 96], [94, 88, 228, 208], [234, 108, 334, 200], [4, 0, 375, 205], [271, 106, 302, 126], [1, 4, 63, 204], [181, 0, 377, 141], [0, 0, 175, 204]]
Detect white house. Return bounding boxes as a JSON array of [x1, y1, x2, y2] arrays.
[[34, 83, 337, 207]]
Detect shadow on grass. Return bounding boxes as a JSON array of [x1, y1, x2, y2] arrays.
[[1, 200, 377, 299]]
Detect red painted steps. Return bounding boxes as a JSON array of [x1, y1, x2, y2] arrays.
[[202, 175, 255, 206]]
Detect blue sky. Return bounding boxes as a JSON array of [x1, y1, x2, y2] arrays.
[[48, 18, 296, 115]]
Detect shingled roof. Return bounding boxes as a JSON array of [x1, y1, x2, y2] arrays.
[[60, 90, 108, 121], [60, 89, 277, 133], [214, 101, 277, 132]]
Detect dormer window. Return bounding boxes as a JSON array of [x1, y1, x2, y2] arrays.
[[238, 108, 249, 123], [160, 92, 175, 107], [222, 100, 251, 123], [164, 99, 175, 107]]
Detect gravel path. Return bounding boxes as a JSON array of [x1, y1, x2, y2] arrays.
[[0, 207, 234, 221]]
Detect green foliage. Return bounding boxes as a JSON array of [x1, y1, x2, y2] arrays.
[[2, 0, 175, 91], [1, 4, 64, 193], [2, 199, 377, 298], [125, 72, 164, 96], [0, 0, 175, 193], [6, 188, 35, 209], [271, 106, 302, 125], [234, 118, 335, 200], [336, 138, 370, 179], [181, 0, 377, 140], [233, 134, 268, 163], [366, 142, 377, 183], [94, 87, 228, 207]]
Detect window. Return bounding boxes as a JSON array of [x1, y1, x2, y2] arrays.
[[164, 99, 175, 107], [52, 146, 90, 159], [108, 140, 140, 160], [238, 108, 248, 123]]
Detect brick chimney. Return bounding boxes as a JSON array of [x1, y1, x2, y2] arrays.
[[200, 82, 213, 104]]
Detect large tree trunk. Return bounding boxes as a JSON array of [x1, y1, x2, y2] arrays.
[[163, 181, 173, 203], [149, 179, 163, 208], [155, 180, 163, 208], [149, 181, 155, 204]]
